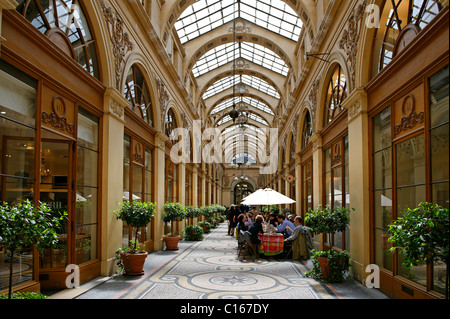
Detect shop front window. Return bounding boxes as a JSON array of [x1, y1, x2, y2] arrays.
[[76, 107, 99, 265], [372, 64, 449, 296], [323, 136, 349, 251], [0, 60, 37, 290]]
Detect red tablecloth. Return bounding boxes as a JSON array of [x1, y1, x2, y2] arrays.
[[258, 234, 284, 256]]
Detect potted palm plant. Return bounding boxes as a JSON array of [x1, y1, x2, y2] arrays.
[[304, 205, 353, 282], [163, 202, 186, 250], [388, 202, 449, 299], [0, 200, 66, 299], [115, 201, 155, 275]]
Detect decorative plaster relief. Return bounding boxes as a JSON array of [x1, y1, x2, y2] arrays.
[[100, 0, 134, 90]]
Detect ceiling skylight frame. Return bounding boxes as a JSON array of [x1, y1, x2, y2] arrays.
[[203, 74, 280, 100], [175, 0, 302, 44], [210, 96, 274, 116], [193, 41, 289, 78]]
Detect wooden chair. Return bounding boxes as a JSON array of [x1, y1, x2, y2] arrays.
[[284, 241, 293, 258]]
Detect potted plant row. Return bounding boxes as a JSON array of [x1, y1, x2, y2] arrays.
[[304, 205, 353, 283]]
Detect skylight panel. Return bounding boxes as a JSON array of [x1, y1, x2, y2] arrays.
[[175, 0, 237, 44], [193, 41, 288, 77], [240, 0, 302, 41], [176, 0, 302, 45]]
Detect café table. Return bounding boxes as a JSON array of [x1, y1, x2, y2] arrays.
[[258, 233, 284, 256]]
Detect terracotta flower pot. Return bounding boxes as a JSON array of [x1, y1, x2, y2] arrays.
[[317, 256, 332, 279], [164, 235, 181, 250], [120, 252, 148, 276], [317, 255, 348, 280]]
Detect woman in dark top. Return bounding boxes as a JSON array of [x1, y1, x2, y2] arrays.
[[237, 213, 248, 232], [249, 215, 264, 245]]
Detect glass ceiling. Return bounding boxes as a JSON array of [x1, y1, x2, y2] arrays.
[[203, 74, 280, 100], [193, 42, 289, 77], [217, 112, 269, 127], [174, 0, 300, 160], [211, 96, 274, 116], [175, 0, 302, 44]]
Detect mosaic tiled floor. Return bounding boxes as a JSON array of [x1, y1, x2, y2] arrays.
[[115, 223, 341, 300]]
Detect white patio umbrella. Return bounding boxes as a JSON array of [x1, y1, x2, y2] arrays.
[[241, 188, 295, 206]]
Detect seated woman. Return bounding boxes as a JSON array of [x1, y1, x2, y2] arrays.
[[236, 213, 248, 232], [249, 215, 264, 248]]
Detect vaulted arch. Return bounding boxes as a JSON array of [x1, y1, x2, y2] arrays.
[[198, 65, 284, 101], [183, 23, 296, 80]]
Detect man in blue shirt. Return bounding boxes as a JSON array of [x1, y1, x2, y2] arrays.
[[276, 214, 295, 237]]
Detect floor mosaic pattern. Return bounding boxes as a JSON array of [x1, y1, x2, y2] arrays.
[[115, 223, 339, 300]]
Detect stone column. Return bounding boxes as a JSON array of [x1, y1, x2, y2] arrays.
[[101, 87, 126, 276], [342, 87, 370, 284], [178, 162, 186, 231], [192, 164, 199, 223], [154, 132, 168, 251], [310, 133, 323, 251], [293, 153, 302, 216]]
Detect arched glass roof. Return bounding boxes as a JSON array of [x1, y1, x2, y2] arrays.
[[203, 74, 280, 100], [210, 96, 274, 116], [193, 42, 289, 77], [217, 112, 269, 127], [175, 0, 301, 163], [175, 0, 303, 44]]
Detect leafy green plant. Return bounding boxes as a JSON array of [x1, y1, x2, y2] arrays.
[[304, 205, 353, 282], [261, 205, 280, 214], [163, 202, 186, 236], [185, 206, 201, 219], [0, 292, 48, 299], [200, 206, 214, 219], [0, 200, 66, 299], [183, 225, 204, 241], [115, 201, 155, 253], [388, 202, 449, 298], [305, 249, 351, 283], [198, 221, 212, 233], [305, 205, 352, 248]]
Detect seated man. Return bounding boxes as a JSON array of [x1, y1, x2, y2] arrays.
[[284, 216, 312, 260], [276, 215, 295, 237]]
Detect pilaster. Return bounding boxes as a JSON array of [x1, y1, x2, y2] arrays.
[[101, 87, 126, 276], [154, 132, 168, 251], [342, 87, 371, 284]]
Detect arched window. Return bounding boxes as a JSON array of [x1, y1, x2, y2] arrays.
[[324, 64, 347, 125], [371, 0, 443, 77], [16, 0, 99, 79], [165, 108, 177, 139], [124, 64, 153, 126], [302, 111, 312, 149]]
